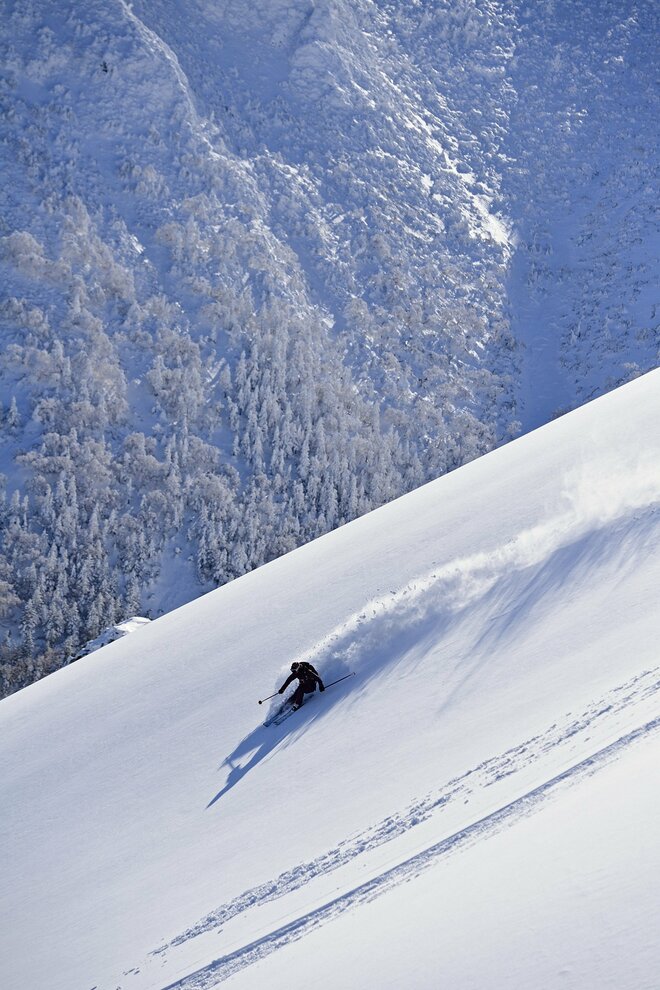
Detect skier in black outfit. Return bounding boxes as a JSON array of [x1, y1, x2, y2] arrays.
[[279, 661, 324, 710]]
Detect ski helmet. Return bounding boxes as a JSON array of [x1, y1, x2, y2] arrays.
[[290, 662, 299, 672]]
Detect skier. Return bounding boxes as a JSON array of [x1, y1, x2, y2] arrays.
[[278, 661, 324, 710]]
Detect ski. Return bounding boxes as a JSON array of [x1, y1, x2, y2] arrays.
[[271, 704, 300, 726], [262, 703, 289, 727], [264, 698, 306, 726], [263, 672, 355, 727]]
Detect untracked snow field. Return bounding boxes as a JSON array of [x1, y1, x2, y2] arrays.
[[1, 370, 660, 989]]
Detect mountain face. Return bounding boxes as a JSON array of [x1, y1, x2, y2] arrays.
[[0, 0, 657, 693], [1, 369, 659, 990]]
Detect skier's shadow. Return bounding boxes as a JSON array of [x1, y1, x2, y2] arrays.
[[206, 716, 292, 809], [208, 670, 355, 809]]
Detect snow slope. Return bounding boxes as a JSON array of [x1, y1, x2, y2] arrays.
[[2, 369, 660, 989]]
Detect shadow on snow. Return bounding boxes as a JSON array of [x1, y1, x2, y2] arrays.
[[207, 675, 352, 809]]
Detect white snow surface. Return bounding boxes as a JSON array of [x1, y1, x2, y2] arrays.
[[2, 369, 660, 989]]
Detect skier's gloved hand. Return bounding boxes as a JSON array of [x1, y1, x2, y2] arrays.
[[278, 687, 284, 694], [319, 684, 325, 692]]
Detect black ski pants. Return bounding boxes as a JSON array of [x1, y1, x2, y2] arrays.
[[291, 683, 315, 707]]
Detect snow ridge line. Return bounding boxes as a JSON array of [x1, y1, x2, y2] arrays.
[[117, 0, 210, 139], [154, 665, 660, 958], [160, 711, 660, 989]]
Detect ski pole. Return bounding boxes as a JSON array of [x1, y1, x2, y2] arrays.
[[258, 691, 280, 706], [324, 672, 356, 689], [259, 671, 354, 704]]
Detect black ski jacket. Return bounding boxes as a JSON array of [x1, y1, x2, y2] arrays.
[[280, 661, 324, 694]]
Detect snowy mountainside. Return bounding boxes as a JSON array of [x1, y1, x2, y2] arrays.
[[1, 369, 660, 989], [0, 0, 658, 694]]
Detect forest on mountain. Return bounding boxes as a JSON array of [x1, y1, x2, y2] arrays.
[[0, 0, 657, 695]]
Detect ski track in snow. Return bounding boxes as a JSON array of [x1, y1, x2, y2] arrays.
[[144, 664, 660, 989]]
